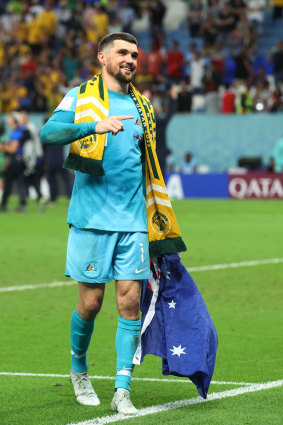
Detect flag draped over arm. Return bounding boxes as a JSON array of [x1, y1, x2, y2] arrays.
[[133, 253, 218, 399]]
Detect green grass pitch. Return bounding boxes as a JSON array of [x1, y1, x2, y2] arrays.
[[0, 198, 282, 425]]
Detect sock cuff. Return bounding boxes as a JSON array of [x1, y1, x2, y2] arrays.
[[118, 316, 141, 331], [72, 309, 94, 329]]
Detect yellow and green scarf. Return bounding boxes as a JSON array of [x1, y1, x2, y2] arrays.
[[64, 74, 186, 257]]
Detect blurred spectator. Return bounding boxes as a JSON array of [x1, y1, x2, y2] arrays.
[[203, 62, 222, 92], [167, 41, 184, 83], [19, 111, 45, 205], [221, 83, 236, 113], [190, 51, 206, 93], [272, 0, 283, 20], [210, 42, 226, 75], [234, 49, 254, 85], [36, 1, 58, 46], [215, 2, 237, 45], [270, 40, 283, 84], [148, 0, 166, 38], [266, 157, 275, 172], [252, 80, 270, 112], [181, 152, 197, 173], [207, 0, 221, 21], [154, 85, 178, 176], [187, 0, 204, 38], [200, 13, 218, 46], [92, 6, 109, 41], [108, 17, 123, 34], [118, 0, 135, 33], [135, 46, 147, 75], [184, 42, 198, 80], [146, 42, 163, 81], [55, 0, 72, 41], [165, 149, 176, 173], [177, 80, 192, 112], [272, 134, 283, 172], [236, 85, 253, 113], [44, 142, 73, 204], [62, 47, 81, 81], [0, 112, 29, 212], [246, 0, 265, 34], [267, 87, 283, 112], [229, 0, 246, 23], [203, 62, 222, 112], [1, 80, 29, 113]]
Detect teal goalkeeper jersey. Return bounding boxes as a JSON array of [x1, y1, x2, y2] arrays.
[[54, 87, 148, 232]]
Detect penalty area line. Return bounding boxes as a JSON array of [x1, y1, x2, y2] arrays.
[[1, 258, 283, 293], [0, 372, 255, 386], [66, 380, 283, 425]]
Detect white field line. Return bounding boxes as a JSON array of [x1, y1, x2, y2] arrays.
[[189, 257, 283, 272], [66, 380, 283, 425], [1, 257, 283, 293], [0, 372, 255, 386], [0, 280, 75, 293]]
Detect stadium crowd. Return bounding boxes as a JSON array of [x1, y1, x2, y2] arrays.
[[1, 0, 283, 209], [0, 0, 283, 116]]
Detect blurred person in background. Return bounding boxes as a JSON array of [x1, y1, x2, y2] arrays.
[[118, 0, 135, 33], [246, 0, 265, 36], [166, 40, 184, 83], [0, 112, 30, 212], [272, 134, 283, 173], [43, 133, 72, 205], [181, 152, 197, 173], [221, 83, 236, 113], [187, 0, 204, 38], [177, 80, 192, 112], [19, 111, 46, 208], [272, 0, 283, 19], [154, 85, 178, 176], [148, 0, 167, 40], [270, 40, 283, 85]]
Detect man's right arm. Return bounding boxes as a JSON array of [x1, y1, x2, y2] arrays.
[[40, 110, 98, 146], [40, 85, 135, 145]]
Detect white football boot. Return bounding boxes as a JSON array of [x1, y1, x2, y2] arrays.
[[111, 388, 138, 415], [70, 370, 100, 406]]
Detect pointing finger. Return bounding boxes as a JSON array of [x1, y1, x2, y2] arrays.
[[115, 116, 135, 121]]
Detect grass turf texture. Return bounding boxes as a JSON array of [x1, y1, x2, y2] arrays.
[[0, 198, 282, 425]]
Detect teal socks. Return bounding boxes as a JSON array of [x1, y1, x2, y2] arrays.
[[70, 309, 94, 373], [115, 316, 141, 391]]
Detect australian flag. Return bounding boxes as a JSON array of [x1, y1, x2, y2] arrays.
[[133, 253, 218, 399]]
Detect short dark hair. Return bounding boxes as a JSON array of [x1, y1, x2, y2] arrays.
[[98, 32, 138, 52]]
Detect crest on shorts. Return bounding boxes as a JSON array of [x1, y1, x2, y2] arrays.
[[84, 261, 100, 278], [151, 210, 171, 235]]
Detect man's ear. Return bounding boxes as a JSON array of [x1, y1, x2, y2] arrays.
[[97, 51, 105, 65]]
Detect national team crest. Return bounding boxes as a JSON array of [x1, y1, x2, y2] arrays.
[[77, 134, 97, 153], [84, 261, 100, 278], [151, 210, 171, 235]]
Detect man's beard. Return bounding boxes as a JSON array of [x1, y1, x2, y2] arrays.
[[106, 62, 136, 84]]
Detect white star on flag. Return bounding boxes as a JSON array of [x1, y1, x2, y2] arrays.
[[169, 344, 187, 357], [168, 300, 176, 309]]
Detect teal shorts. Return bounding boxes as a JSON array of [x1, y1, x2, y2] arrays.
[[65, 226, 150, 283]]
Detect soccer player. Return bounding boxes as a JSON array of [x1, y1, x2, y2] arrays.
[[40, 33, 150, 415]]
